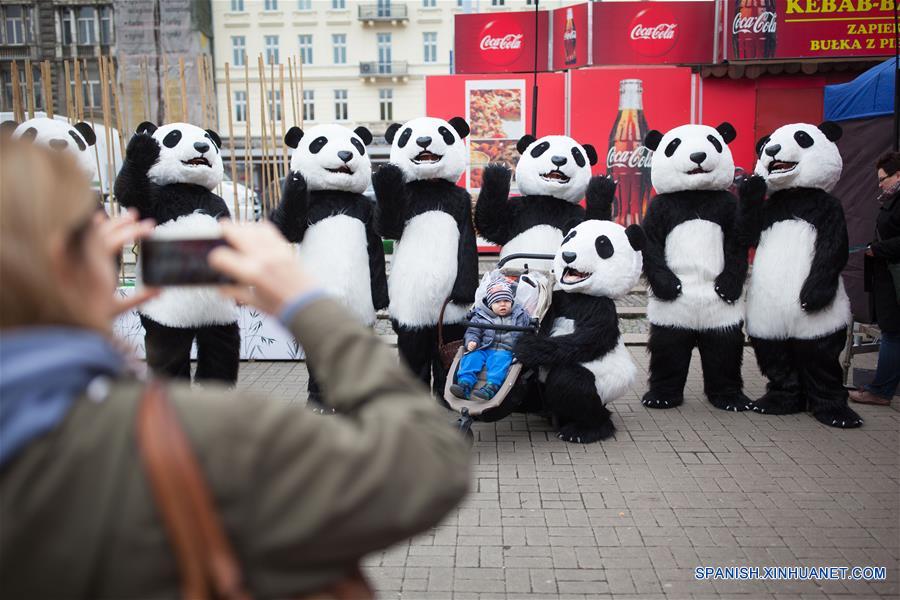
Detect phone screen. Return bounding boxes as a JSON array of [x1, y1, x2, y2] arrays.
[[140, 238, 232, 286]]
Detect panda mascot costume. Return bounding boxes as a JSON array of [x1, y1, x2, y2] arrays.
[[639, 122, 751, 412], [373, 116, 478, 395], [739, 122, 862, 428], [515, 214, 644, 443], [114, 121, 240, 384], [270, 123, 387, 407], [475, 134, 615, 270], [2, 117, 97, 181]]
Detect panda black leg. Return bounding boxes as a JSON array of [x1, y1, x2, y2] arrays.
[[394, 322, 435, 389], [796, 329, 863, 429], [749, 336, 804, 415], [557, 410, 616, 444], [140, 315, 194, 381], [643, 324, 693, 409], [305, 368, 335, 415], [698, 324, 751, 412], [194, 322, 241, 385], [545, 368, 615, 443]]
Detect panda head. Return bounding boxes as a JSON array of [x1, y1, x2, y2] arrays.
[[385, 116, 469, 183], [514, 134, 598, 203], [554, 219, 645, 299], [137, 121, 224, 190], [644, 122, 736, 193], [284, 123, 372, 194], [3, 117, 96, 178], [754, 122, 843, 193]]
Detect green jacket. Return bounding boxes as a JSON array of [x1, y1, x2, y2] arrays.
[[0, 298, 470, 598]]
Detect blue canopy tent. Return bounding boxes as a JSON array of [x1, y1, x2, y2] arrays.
[[825, 57, 897, 322]]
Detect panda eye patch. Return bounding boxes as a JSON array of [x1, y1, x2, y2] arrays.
[[562, 229, 577, 244], [530, 141, 550, 158], [664, 138, 681, 158], [595, 235, 614, 259], [309, 136, 328, 154], [571, 147, 586, 167], [397, 128, 412, 148], [438, 126, 455, 145], [706, 135, 723, 153], [163, 130, 182, 148], [794, 130, 814, 148], [68, 130, 86, 151], [351, 138, 365, 155]]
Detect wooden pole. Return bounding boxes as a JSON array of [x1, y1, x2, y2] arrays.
[[162, 55, 171, 123], [63, 61, 74, 123], [257, 54, 270, 216], [268, 60, 279, 197], [243, 56, 252, 222], [78, 59, 103, 209], [204, 54, 216, 130], [24, 59, 35, 119], [11, 61, 24, 123], [178, 56, 187, 122], [141, 56, 151, 122], [287, 57, 298, 126], [99, 56, 117, 216], [298, 52, 305, 129], [41, 61, 53, 118], [73, 59, 84, 121], [224, 63, 240, 221], [196, 55, 206, 128], [279, 63, 289, 178], [109, 56, 127, 160]]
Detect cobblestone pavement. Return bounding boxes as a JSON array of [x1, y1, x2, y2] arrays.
[[237, 349, 899, 600]]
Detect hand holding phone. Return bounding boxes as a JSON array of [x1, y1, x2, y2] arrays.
[[140, 237, 233, 286]]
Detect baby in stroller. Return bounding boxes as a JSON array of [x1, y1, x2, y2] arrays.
[[450, 279, 532, 401]]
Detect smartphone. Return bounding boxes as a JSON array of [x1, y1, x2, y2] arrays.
[[140, 238, 232, 286]]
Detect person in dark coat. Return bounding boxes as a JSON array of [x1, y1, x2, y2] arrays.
[[849, 151, 900, 406]]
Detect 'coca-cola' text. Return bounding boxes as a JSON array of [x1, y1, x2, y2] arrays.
[[732, 11, 777, 35], [630, 23, 677, 40], [606, 146, 653, 169], [480, 34, 524, 51]]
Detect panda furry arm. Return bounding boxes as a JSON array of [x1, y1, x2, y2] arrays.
[[639, 199, 682, 300], [450, 193, 480, 305], [372, 163, 407, 240], [473, 164, 513, 245], [269, 172, 309, 243], [584, 176, 616, 222], [713, 194, 749, 304], [365, 213, 390, 311], [735, 175, 767, 248], [114, 132, 160, 220], [799, 192, 850, 313]]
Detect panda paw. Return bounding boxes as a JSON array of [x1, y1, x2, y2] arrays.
[[739, 175, 767, 206], [649, 272, 682, 301], [125, 132, 160, 168], [585, 176, 616, 220], [708, 393, 752, 412], [283, 170, 308, 197], [641, 391, 684, 409], [481, 163, 511, 191], [813, 406, 863, 429], [557, 421, 615, 444], [713, 272, 743, 304], [799, 284, 836, 313], [372, 163, 405, 199]]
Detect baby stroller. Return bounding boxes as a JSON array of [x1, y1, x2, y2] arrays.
[[440, 253, 556, 441]]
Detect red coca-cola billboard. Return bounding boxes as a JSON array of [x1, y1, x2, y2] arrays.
[[727, 0, 896, 60], [552, 3, 589, 71], [455, 11, 550, 74], [592, 1, 717, 65]]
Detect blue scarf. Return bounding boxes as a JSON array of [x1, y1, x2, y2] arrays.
[[0, 328, 125, 468]]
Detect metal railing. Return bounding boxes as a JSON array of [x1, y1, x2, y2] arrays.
[[357, 3, 408, 20], [358, 61, 408, 77]]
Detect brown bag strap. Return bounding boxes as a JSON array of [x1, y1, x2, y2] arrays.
[[137, 380, 250, 600], [437, 296, 451, 347]]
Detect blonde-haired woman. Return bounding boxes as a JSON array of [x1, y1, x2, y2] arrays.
[[0, 140, 470, 598]]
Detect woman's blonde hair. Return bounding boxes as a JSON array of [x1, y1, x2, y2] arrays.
[[0, 138, 98, 329]]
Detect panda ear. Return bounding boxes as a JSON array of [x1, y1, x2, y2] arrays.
[[0, 120, 18, 139], [818, 121, 842, 142], [624, 225, 645, 252], [715, 122, 737, 144], [384, 123, 402, 144], [74, 122, 96, 146], [354, 126, 373, 146], [644, 130, 663, 151], [448, 116, 469, 139], [562, 218, 581, 235], [583, 144, 598, 166], [516, 134, 536, 154], [205, 129, 222, 148], [755, 135, 770, 157], [284, 126, 304, 149], [136, 121, 157, 136]]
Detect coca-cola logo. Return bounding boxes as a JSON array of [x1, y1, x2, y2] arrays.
[[478, 19, 525, 66], [628, 7, 678, 57], [732, 11, 777, 35], [606, 146, 653, 169]]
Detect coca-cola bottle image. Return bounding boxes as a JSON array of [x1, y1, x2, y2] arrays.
[[731, 0, 777, 59], [564, 8, 577, 66], [606, 79, 652, 226]]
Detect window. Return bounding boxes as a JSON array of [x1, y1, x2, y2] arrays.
[[377, 32, 391, 73], [99, 6, 113, 44], [297, 0, 311, 9], [265, 35, 279, 64], [423, 32, 437, 64], [231, 0, 244, 10], [61, 9, 73, 44], [76, 6, 97, 45], [71, 79, 101, 108], [376, 0, 390, 17], [422, 0, 436, 6], [331, 0, 346, 8], [303, 89, 315, 122], [334, 89, 348, 121], [234, 91, 247, 122], [4, 5, 32, 45], [268, 90, 282, 122], [332, 34, 346, 65], [298, 34, 313, 65], [491, 0, 505, 5], [264, 0, 278, 10], [379, 89, 393, 121], [232, 36, 246, 67]]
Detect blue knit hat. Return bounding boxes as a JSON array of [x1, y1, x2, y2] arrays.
[[485, 281, 514, 307]]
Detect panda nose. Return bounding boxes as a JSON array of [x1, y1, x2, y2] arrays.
[[551, 155, 567, 167], [416, 136, 432, 149], [194, 142, 210, 153], [49, 139, 68, 151], [561, 251, 577, 264], [689, 152, 706, 165], [338, 150, 353, 163], [764, 144, 781, 157]]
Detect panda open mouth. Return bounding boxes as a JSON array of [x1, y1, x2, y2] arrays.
[[182, 156, 211, 168], [326, 166, 353, 175], [412, 150, 442, 164], [541, 170, 570, 184], [687, 167, 709, 175], [561, 267, 591, 285], [768, 160, 798, 174]]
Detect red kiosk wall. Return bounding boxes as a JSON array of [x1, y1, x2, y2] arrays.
[[699, 78, 757, 172]]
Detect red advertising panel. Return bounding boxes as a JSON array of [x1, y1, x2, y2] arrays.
[[455, 11, 550, 74], [727, 0, 896, 60], [592, 1, 717, 66], [570, 67, 694, 225], [552, 3, 590, 70]]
